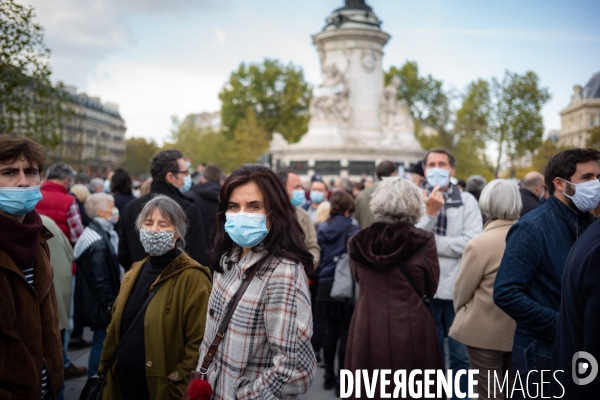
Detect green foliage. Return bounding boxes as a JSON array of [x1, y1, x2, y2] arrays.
[[588, 126, 600, 150], [487, 71, 551, 177], [124, 137, 159, 177], [0, 0, 69, 146], [219, 58, 311, 143], [386, 62, 551, 178], [168, 109, 270, 173]]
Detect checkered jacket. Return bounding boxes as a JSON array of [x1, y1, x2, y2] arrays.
[[197, 247, 316, 399]]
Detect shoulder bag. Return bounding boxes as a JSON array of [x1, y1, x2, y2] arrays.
[[397, 262, 432, 310], [330, 224, 359, 305]]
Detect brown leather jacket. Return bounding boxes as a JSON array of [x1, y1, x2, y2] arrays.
[[0, 227, 64, 400]]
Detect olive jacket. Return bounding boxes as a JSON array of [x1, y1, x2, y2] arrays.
[[99, 253, 212, 400]]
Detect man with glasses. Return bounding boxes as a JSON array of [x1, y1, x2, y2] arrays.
[[118, 149, 208, 270]]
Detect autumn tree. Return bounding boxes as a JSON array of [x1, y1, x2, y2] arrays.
[[0, 0, 69, 146], [124, 137, 159, 177], [219, 59, 311, 143], [485, 71, 551, 177]]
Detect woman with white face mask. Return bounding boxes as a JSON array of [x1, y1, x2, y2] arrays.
[[185, 164, 316, 400], [98, 195, 212, 400]]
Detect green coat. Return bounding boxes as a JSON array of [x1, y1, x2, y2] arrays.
[[41, 215, 74, 330], [99, 252, 212, 400], [353, 181, 379, 228]]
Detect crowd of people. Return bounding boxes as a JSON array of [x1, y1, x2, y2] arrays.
[[1, 133, 600, 400]]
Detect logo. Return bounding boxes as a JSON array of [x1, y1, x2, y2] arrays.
[[572, 351, 598, 386]]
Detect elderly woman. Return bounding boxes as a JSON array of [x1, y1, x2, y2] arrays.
[[73, 192, 121, 377], [99, 195, 212, 400], [345, 177, 444, 399], [449, 179, 520, 400]]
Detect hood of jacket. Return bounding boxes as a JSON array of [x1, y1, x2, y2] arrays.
[[318, 214, 353, 244], [190, 180, 220, 203], [349, 222, 433, 271]]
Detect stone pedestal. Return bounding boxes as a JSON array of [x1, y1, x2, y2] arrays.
[[270, 1, 424, 178]]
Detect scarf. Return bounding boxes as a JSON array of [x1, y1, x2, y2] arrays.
[[93, 217, 119, 255], [423, 183, 464, 237], [0, 210, 43, 269]]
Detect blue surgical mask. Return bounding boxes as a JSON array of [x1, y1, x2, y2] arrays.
[[291, 190, 305, 207], [0, 185, 43, 216], [107, 207, 119, 225], [563, 179, 600, 212], [310, 191, 325, 204], [180, 175, 192, 194], [225, 212, 269, 248], [103, 179, 111, 193], [426, 168, 450, 188]]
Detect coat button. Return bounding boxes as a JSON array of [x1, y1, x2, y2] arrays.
[[209, 308, 215, 317], [144, 320, 149, 328], [146, 361, 152, 367], [40, 241, 45, 246]]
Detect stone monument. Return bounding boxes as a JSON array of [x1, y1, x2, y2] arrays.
[[270, 0, 423, 178]]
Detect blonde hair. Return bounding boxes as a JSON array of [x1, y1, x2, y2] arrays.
[[315, 201, 331, 227], [70, 184, 90, 203], [140, 178, 153, 197]]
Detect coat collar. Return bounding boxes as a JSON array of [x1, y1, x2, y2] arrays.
[[482, 218, 516, 231], [150, 181, 190, 202], [547, 195, 594, 234], [41, 181, 69, 194], [222, 245, 269, 278]]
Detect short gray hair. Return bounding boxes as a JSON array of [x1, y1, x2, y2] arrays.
[[370, 177, 424, 225], [46, 162, 76, 180], [89, 178, 105, 192], [466, 175, 487, 200], [479, 179, 522, 221], [84, 193, 114, 219], [135, 195, 188, 249]]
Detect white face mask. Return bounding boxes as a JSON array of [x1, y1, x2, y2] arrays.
[[562, 179, 600, 212]]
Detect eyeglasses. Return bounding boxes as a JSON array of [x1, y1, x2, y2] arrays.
[[172, 170, 189, 175]]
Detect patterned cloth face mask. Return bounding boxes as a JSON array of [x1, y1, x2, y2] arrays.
[[140, 228, 176, 256]]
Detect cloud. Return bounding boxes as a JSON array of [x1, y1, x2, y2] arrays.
[[214, 28, 226, 45], [23, 0, 224, 85], [85, 61, 224, 144], [401, 27, 600, 43]]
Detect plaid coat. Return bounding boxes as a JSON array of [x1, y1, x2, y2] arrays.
[[198, 247, 316, 399]]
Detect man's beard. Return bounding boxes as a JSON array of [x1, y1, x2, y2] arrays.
[[564, 183, 578, 210]]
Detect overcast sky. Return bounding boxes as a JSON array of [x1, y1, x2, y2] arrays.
[[25, 0, 600, 144]]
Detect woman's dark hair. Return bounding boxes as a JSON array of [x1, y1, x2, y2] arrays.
[[110, 167, 133, 195], [329, 190, 355, 217], [210, 164, 314, 274]]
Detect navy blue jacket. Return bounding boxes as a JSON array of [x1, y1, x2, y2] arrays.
[[551, 219, 600, 398], [317, 215, 360, 282], [494, 195, 595, 360]]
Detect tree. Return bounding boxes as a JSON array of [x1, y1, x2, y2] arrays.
[[219, 59, 311, 143], [386, 62, 493, 180], [588, 126, 600, 150], [486, 71, 551, 177], [0, 0, 69, 146], [124, 137, 159, 178], [168, 110, 270, 173]]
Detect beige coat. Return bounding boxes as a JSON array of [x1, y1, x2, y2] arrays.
[[296, 206, 321, 267], [449, 219, 516, 352], [42, 215, 74, 330]]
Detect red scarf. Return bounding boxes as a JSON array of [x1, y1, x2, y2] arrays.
[[0, 210, 43, 269]]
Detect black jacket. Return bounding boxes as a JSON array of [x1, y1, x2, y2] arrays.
[[118, 181, 208, 269], [551, 219, 600, 398], [519, 188, 542, 217], [186, 181, 221, 249], [74, 220, 121, 330]]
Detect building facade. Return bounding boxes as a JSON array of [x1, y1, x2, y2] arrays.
[[47, 86, 127, 177], [559, 71, 600, 148]]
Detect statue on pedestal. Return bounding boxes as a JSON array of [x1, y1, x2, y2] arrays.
[[310, 64, 351, 124], [380, 76, 414, 134]]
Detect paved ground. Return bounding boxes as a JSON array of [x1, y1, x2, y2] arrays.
[[63, 328, 339, 399]]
